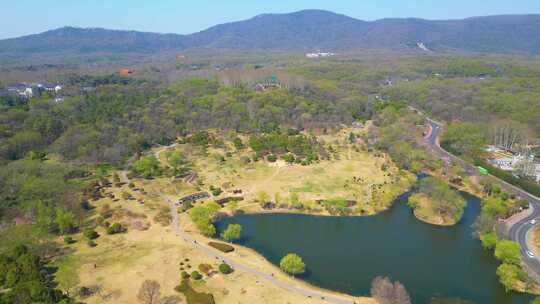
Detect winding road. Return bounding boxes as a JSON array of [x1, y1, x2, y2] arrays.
[[145, 119, 540, 298], [425, 119, 540, 280]]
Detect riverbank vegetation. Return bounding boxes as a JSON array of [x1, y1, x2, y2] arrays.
[[475, 182, 540, 294], [370, 276, 411, 304], [408, 177, 466, 226], [221, 223, 242, 243]]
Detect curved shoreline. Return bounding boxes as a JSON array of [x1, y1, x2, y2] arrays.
[[168, 195, 376, 304], [413, 209, 457, 226]]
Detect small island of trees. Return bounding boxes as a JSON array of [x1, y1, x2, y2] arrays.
[[408, 177, 466, 226]]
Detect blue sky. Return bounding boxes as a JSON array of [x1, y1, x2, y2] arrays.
[[1, 0, 539, 39]]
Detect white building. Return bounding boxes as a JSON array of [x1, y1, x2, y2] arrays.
[[534, 164, 540, 183], [490, 154, 533, 171], [24, 87, 33, 98], [306, 52, 335, 58]]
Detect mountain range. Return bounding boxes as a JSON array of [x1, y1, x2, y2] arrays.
[[1, 10, 540, 56]]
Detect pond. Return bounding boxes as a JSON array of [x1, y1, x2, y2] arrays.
[[216, 191, 534, 304]]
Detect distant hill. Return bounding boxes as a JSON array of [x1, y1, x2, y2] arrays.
[[1, 10, 540, 56], [0, 27, 186, 54]]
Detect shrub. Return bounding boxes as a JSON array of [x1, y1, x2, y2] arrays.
[[494, 240, 521, 265], [83, 228, 99, 240], [174, 279, 215, 304], [181, 201, 194, 212], [78, 286, 96, 298], [233, 137, 244, 150], [181, 271, 190, 279], [87, 240, 97, 247], [210, 186, 223, 196], [80, 201, 93, 211], [218, 263, 233, 274], [106, 223, 125, 235], [208, 242, 234, 253], [279, 253, 305, 275], [191, 271, 202, 280], [480, 232, 498, 250], [63, 236, 75, 244], [282, 153, 295, 164], [267, 154, 277, 162]]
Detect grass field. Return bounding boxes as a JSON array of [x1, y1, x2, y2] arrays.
[[53, 126, 411, 303], [54, 174, 375, 304], [157, 127, 415, 216]]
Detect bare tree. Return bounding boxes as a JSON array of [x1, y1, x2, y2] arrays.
[[159, 295, 182, 304], [371, 276, 411, 304], [137, 280, 161, 304], [490, 121, 530, 151], [515, 159, 536, 177]]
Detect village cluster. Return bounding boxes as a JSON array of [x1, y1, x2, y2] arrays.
[[487, 145, 540, 182], [0, 82, 64, 102]]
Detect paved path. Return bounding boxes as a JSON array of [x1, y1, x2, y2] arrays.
[[425, 119, 540, 280], [162, 194, 364, 304]]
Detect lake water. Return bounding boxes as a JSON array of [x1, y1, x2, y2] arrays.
[[217, 191, 534, 304]]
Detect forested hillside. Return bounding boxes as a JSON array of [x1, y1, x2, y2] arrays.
[[1, 55, 540, 282], [0, 71, 372, 257], [2, 10, 540, 58]]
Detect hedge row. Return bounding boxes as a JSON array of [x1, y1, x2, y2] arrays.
[[208, 242, 234, 253], [474, 159, 540, 198]]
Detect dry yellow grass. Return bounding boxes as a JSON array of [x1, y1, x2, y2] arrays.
[[55, 177, 376, 304], [158, 128, 415, 216], [53, 127, 412, 303]]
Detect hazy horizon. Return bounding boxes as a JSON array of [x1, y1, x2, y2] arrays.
[[1, 0, 539, 39]]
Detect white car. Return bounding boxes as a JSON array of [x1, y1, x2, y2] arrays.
[[531, 219, 537, 225], [527, 251, 535, 258]]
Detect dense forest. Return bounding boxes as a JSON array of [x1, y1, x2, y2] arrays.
[[1, 54, 540, 301], [0, 69, 375, 267]]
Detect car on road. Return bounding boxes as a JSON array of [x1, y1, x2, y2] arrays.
[[527, 251, 535, 258], [531, 219, 537, 225]]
